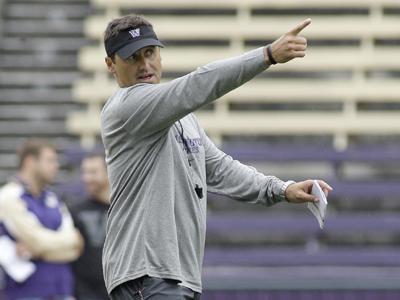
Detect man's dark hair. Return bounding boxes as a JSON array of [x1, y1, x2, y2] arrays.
[[104, 15, 153, 53], [18, 139, 56, 169]]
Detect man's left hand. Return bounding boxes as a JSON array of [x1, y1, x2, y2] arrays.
[[285, 180, 332, 203]]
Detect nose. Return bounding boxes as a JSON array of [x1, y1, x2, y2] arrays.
[[138, 57, 151, 71], [135, 52, 151, 69]]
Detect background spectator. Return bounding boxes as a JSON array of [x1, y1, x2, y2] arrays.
[[69, 152, 109, 300]]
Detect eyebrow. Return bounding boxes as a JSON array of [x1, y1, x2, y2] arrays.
[[130, 47, 155, 59]]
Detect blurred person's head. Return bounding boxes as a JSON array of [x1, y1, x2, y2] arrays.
[[18, 139, 59, 193], [81, 152, 109, 204], [104, 15, 163, 87]]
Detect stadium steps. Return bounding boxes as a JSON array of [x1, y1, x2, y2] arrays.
[[0, 0, 90, 184], [204, 246, 400, 267], [206, 212, 400, 246], [202, 265, 400, 291]]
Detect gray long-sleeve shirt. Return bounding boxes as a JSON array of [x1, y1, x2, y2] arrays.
[[101, 47, 287, 294]]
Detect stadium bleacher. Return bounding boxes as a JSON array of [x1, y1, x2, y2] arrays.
[[68, 0, 400, 149], [0, 0, 90, 184], [1, 0, 400, 299]]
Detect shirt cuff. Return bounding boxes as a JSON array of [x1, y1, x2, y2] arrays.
[[243, 47, 271, 71], [278, 180, 296, 202]]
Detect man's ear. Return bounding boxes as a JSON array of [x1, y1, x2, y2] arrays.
[[105, 57, 115, 74]]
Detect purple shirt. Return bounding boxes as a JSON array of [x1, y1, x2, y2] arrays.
[[1, 183, 74, 300]]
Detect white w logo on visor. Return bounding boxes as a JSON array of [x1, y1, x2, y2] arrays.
[[129, 28, 141, 38]]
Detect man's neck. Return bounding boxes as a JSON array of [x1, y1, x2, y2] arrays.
[[93, 188, 110, 205], [18, 172, 45, 198]]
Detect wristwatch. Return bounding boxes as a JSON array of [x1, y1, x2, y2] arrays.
[[279, 180, 296, 202]]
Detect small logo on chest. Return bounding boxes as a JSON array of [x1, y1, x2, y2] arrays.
[[175, 135, 203, 154]]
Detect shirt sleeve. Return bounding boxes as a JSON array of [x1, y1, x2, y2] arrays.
[[0, 183, 83, 262], [118, 47, 269, 137], [200, 128, 286, 206]]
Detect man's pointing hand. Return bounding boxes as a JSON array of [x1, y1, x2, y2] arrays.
[[265, 18, 311, 64]]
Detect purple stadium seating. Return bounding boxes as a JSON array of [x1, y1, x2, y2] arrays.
[[206, 212, 400, 236], [204, 246, 400, 266], [221, 143, 400, 163], [221, 143, 400, 198]]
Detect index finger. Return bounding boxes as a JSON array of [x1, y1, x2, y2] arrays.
[[288, 18, 312, 36], [317, 180, 333, 197], [317, 180, 333, 191]]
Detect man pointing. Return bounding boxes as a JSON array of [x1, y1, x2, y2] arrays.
[[101, 15, 332, 300]]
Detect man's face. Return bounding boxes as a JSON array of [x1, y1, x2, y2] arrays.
[[34, 147, 59, 185], [106, 46, 162, 87], [81, 156, 109, 200]]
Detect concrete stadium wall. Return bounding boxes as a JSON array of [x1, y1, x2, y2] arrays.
[[0, 0, 3, 34]]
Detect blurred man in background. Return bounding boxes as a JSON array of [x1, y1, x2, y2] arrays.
[[0, 139, 83, 300], [69, 152, 110, 300]]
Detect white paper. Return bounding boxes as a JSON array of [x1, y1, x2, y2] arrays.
[[0, 236, 36, 282], [307, 180, 328, 229]]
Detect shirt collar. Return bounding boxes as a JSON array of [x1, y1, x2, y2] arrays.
[[12, 176, 47, 200]]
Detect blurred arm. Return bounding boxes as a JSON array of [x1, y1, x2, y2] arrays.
[[0, 183, 83, 262], [200, 128, 286, 206]]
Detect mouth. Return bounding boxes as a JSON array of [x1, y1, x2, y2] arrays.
[[138, 74, 154, 82]]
